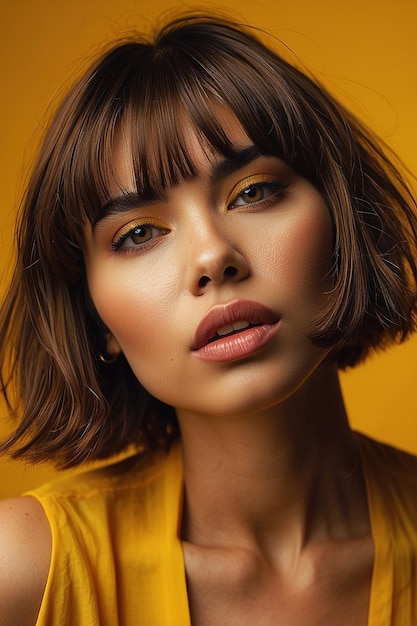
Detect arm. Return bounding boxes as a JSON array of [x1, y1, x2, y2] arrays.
[[0, 496, 51, 626]]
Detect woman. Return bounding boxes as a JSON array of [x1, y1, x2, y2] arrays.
[[1, 14, 417, 625]]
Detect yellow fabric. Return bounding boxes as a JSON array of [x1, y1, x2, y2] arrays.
[[28, 443, 190, 625], [27, 434, 417, 625], [360, 435, 417, 625]]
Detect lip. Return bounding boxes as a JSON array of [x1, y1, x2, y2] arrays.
[[192, 299, 280, 362]]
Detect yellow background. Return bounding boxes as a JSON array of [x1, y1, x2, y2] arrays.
[[1, 0, 416, 497]]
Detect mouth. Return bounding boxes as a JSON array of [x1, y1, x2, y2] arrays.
[[207, 321, 261, 343], [192, 299, 279, 352]]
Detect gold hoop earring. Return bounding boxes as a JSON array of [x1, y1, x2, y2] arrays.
[[99, 351, 119, 365], [99, 331, 121, 364]]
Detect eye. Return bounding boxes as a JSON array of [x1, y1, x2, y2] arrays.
[[229, 178, 290, 209], [111, 220, 169, 253]]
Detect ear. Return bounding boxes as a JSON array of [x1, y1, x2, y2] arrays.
[[105, 332, 122, 357]]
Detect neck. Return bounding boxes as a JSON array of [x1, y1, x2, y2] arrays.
[[177, 363, 368, 557]]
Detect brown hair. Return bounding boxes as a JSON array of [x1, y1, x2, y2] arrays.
[[1, 15, 417, 467]]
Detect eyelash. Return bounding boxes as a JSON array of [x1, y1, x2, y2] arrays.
[[110, 177, 290, 254]]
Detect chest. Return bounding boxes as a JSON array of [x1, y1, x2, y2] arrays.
[[187, 585, 370, 626], [183, 540, 374, 626]]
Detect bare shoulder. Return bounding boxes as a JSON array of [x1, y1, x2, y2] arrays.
[[0, 496, 51, 626]]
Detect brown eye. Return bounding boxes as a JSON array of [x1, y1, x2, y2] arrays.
[[111, 220, 170, 252], [230, 181, 289, 208], [243, 185, 266, 203], [131, 225, 152, 244]]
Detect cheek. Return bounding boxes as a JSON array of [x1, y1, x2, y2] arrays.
[[88, 266, 184, 401], [87, 261, 177, 355], [260, 201, 334, 304], [295, 209, 334, 293]]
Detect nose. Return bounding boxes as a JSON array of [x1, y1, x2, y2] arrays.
[[186, 220, 250, 296]]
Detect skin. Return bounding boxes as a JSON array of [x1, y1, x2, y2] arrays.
[[83, 111, 374, 624], [85, 115, 336, 417], [0, 496, 51, 626], [0, 110, 373, 625]]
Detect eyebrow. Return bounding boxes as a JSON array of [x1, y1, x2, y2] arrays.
[[93, 192, 151, 229], [94, 145, 263, 229], [209, 145, 263, 185]]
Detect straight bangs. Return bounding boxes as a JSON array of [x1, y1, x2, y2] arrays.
[[44, 20, 333, 265], [112, 26, 322, 204]]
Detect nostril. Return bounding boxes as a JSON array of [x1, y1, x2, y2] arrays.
[[198, 266, 239, 289], [199, 276, 211, 288]]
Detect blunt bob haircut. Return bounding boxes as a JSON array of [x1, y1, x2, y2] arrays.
[[1, 15, 417, 467]]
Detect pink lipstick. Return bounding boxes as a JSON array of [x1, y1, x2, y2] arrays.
[[192, 299, 279, 362]]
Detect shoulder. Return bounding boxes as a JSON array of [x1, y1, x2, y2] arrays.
[[29, 444, 181, 505], [0, 496, 51, 626], [358, 433, 417, 479], [358, 433, 417, 520]]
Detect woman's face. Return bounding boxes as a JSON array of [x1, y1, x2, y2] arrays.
[[84, 113, 335, 419]]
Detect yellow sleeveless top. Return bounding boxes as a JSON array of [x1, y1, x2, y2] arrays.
[[27, 435, 417, 625]]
